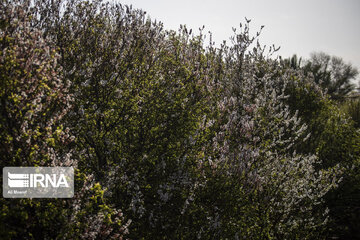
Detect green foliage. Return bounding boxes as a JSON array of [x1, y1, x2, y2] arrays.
[[0, 4, 72, 167], [1, 0, 358, 239], [342, 98, 360, 128], [306, 52, 358, 102], [0, 2, 128, 239], [284, 65, 360, 239], [283, 52, 358, 102]]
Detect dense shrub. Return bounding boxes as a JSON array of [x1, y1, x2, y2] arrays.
[[0, 2, 129, 239], [283, 63, 360, 239], [1, 0, 357, 239], [342, 98, 360, 129]]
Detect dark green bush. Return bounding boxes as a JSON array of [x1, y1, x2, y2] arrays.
[[1, 0, 358, 239]]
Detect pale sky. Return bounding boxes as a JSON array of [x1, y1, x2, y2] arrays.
[[120, 0, 360, 83]]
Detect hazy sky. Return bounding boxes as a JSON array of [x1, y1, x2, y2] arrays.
[[120, 0, 360, 82]]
